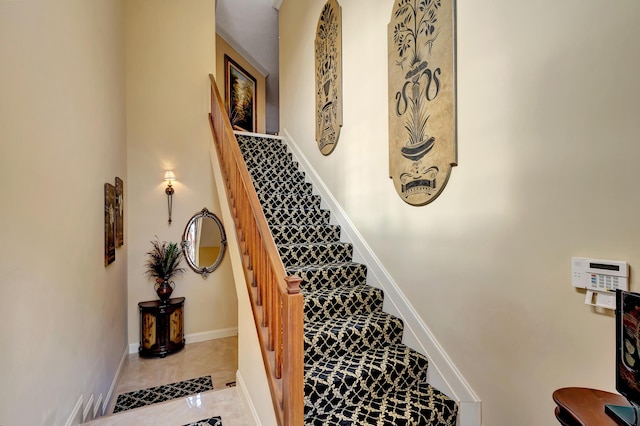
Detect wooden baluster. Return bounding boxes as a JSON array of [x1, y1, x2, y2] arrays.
[[274, 277, 283, 379], [268, 272, 276, 353]]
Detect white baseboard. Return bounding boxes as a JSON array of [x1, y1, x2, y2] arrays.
[[64, 395, 83, 426], [93, 393, 103, 420], [185, 327, 238, 344], [64, 347, 126, 425], [281, 128, 482, 426], [236, 371, 261, 426], [127, 327, 239, 354], [103, 345, 128, 417], [82, 394, 94, 422]]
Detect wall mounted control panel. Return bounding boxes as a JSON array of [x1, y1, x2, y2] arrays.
[[571, 257, 629, 309]]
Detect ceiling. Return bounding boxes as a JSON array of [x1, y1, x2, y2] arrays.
[[216, 0, 281, 133]]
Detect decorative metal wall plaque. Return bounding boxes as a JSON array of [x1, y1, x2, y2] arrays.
[[315, 0, 342, 155], [388, 0, 457, 206]]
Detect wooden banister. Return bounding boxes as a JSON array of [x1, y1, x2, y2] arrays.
[[208, 74, 304, 426]]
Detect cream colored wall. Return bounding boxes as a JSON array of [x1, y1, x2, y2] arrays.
[[126, 0, 237, 347], [279, 1, 640, 425], [216, 35, 267, 134], [0, 1, 127, 424]]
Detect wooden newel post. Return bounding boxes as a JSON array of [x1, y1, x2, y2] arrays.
[[285, 275, 302, 295], [283, 275, 304, 426]]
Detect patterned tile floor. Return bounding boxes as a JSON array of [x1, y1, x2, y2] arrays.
[[83, 337, 250, 426]]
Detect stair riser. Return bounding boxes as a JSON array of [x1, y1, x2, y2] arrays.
[[303, 286, 383, 323], [304, 347, 429, 418], [238, 138, 287, 151], [271, 225, 341, 245], [239, 136, 288, 150], [256, 192, 321, 210], [244, 154, 295, 169], [304, 313, 403, 361], [305, 383, 459, 425], [237, 135, 286, 149], [287, 262, 368, 292], [241, 147, 290, 161], [265, 209, 331, 227], [254, 180, 313, 195], [248, 160, 300, 175], [249, 167, 305, 183], [279, 243, 353, 268]]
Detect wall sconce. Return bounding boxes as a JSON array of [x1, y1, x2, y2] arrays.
[[164, 170, 175, 224]]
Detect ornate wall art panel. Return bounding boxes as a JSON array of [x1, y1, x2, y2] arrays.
[[388, 0, 457, 206], [315, 0, 342, 156]]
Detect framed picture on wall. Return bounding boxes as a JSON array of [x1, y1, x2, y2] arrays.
[[104, 183, 116, 266], [115, 177, 124, 247], [224, 54, 257, 133]]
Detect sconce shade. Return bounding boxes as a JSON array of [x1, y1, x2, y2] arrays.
[[164, 170, 176, 182]]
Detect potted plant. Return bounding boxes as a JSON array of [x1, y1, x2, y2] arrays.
[[145, 238, 186, 302]]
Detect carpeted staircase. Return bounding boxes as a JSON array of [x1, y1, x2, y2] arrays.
[[237, 134, 458, 425]]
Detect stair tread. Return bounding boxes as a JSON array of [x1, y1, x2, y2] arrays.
[[303, 284, 383, 322], [304, 344, 430, 418], [304, 382, 458, 426], [305, 343, 427, 373], [304, 311, 404, 361], [288, 261, 368, 292]]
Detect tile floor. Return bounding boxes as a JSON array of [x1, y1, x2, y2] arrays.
[[83, 337, 251, 426]]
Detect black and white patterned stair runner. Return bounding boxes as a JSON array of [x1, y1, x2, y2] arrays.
[[236, 134, 458, 425]]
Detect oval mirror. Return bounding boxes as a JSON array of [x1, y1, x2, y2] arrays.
[[181, 207, 227, 278]]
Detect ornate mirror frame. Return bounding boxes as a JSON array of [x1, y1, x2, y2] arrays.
[[181, 207, 227, 278]]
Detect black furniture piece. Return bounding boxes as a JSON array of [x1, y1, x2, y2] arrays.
[[138, 297, 185, 358]]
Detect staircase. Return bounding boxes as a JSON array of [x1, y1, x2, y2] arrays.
[[236, 133, 458, 425]]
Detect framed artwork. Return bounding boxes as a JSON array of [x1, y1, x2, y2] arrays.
[[224, 54, 257, 133], [315, 0, 343, 155], [104, 183, 116, 266], [388, 0, 457, 206], [115, 177, 124, 247]]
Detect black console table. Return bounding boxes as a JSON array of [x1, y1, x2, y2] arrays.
[[138, 297, 185, 358]]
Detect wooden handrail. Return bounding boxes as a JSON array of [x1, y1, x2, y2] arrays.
[[208, 74, 304, 426]]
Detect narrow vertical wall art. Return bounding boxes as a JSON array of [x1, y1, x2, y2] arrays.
[[388, 0, 457, 206], [315, 0, 343, 155], [104, 183, 116, 266], [115, 177, 124, 247]]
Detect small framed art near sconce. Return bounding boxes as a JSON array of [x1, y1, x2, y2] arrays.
[[164, 170, 175, 224], [104, 183, 116, 266], [115, 177, 124, 247], [104, 177, 125, 267]]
